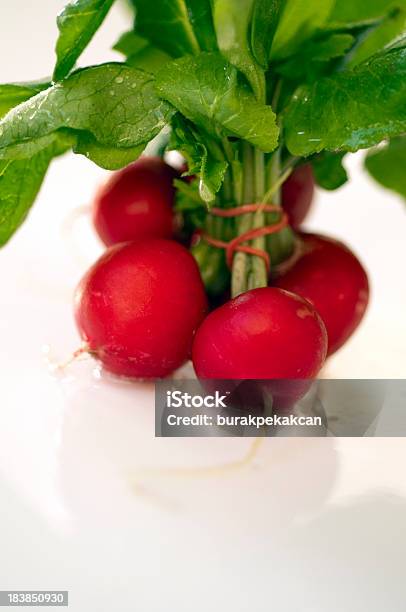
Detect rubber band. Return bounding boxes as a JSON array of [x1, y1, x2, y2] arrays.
[[202, 204, 289, 273]]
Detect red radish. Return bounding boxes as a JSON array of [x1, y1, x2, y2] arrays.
[[282, 164, 315, 228], [216, 379, 314, 413], [93, 157, 178, 246], [74, 240, 208, 379], [275, 233, 369, 355], [263, 379, 314, 411], [192, 287, 327, 380]]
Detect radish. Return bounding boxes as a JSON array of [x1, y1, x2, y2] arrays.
[[93, 157, 178, 246], [275, 233, 369, 355], [192, 287, 327, 380], [74, 239, 208, 379], [282, 164, 315, 228]]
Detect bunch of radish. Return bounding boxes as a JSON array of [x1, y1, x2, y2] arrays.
[[4, 0, 406, 413], [5, 0, 406, 413], [74, 156, 369, 393]]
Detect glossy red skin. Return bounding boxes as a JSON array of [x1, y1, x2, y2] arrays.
[[192, 287, 327, 380], [275, 233, 369, 356], [208, 379, 314, 412], [282, 164, 315, 228], [74, 240, 208, 379], [93, 157, 178, 246], [263, 379, 314, 411]]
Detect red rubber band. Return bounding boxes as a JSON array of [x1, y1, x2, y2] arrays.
[[202, 204, 289, 274]]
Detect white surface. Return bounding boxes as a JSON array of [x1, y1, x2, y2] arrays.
[[1, 2, 406, 611]]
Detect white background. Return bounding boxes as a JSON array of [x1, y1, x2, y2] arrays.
[[0, 2, 406, 611]]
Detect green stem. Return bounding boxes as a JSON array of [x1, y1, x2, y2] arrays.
[[217, 168, 235, 242], [222, 160, 236, 207], [263, 166, 293, 204], [263, 149, 296, 269], [268, 148, 282, 205], [201, 135, 297, 299], [231, 144, 268, 297], [248, 149, 267, 290], [231, 143, 254, 297]]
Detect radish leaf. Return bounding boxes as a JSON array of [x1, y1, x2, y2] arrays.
[[169, 115, 228, 203], [330, 0, 406, 25], [284, 48, 406, 155], [0, 82, 49, 119], [0, 136, 68, 246], [271, 0, 336, 59], [212, 0, 265, 99], [133, 0, 200, 57], [276, 33, 355, 81], [73, 133, 145, 170], [312, 152, 348, 190], [0, 133, 75, 162], [251, 0, 285, 68], [345, 8, 406, 68], [114, 32, 171, 73], [185, 0, 217, 52], [54, 0, 116, 81], [365, 137, 406, 200], [156, 53, 279, 152], [0, 64, 175, 156]]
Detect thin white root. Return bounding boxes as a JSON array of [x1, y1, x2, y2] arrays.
[[49, 344, 90, 373], [131, 436, 264, 489]]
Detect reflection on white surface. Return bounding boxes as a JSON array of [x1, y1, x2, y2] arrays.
[[1, 1, 406, 610]]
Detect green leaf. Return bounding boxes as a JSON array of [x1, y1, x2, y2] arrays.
[[73, 133, 145, 170], [311, 152, 348, 190], [174, 180, 204, 212], [277, 33, 355, 81], [125, 47, 171, 73], [212, 0, 265, 99], [156, 53, 279, 152], [302, 34, 355, 62], [184, 0, 217, 52], [330, 0, 406, 25], [0, 161, 10, 178], [199, 157, 229, 203], [271, 0, 336, 59], [192, 239, 231, 296], [345, 8, 406, 68], [365, 137, 406, 200], [54, 0, 116, 81], [284, 48, 406, 156], [113, 30, 150, 56], [0, 81, 49, 119], [251, 0, 285, 68], [113, 31, 171, 73], [0, 64, 175, 157], [133, 0, 200, 57], [174, 179, 207, 229], [169, 114, 228, 203], [0, 136, 68, 246], [0, 131, 76, 163]]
